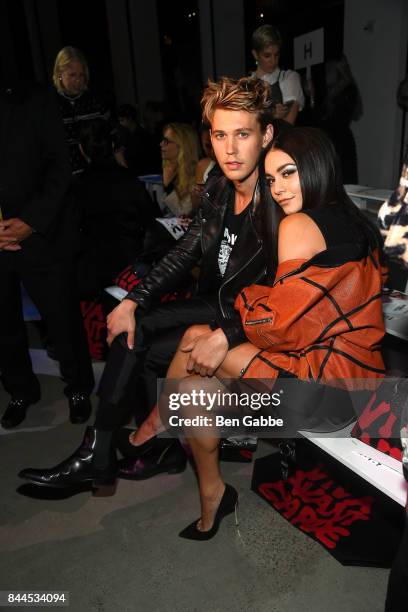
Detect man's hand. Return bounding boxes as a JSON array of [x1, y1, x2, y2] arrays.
[[0, 218, 33, 250], [106, 299, 138, 349], [180, 328, 229, 377], [114, 148, 128, 168]]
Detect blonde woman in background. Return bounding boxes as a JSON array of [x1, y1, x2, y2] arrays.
[[191, 124, 218, 210], [53, 46, 109, 176], [160, 122, 201, 217]]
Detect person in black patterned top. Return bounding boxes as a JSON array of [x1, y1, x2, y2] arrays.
[[52, 46, 109, 176]]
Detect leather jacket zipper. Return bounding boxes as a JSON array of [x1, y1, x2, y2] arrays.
[[245, 316, 272, 326], [242, 259, 305, 326], [198, 208, 205, 253]]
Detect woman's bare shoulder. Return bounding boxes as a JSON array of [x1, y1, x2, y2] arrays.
[[278, 212, 327, 263]]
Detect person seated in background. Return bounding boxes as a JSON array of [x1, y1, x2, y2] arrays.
[[114, 103, 161, 175], [251, 24, 305, 124], [73, 119, 158, 299], [382, 173, 408, 610], [52, 46, 109, 177], [132, 122, 202, 266], [150, 127, 385, 541], [379, 75, 408, 268], [160, 122, 201, 218], [379, 106, 408, 608]]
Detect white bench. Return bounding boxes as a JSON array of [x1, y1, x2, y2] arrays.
[[302, 427, 407, 506]]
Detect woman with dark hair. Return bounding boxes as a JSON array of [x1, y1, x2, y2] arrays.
[[318, 55, 362, 183], [145, 127, 386, 540]]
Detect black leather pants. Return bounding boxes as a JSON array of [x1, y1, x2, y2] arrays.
[[94, 297, 217, 430]]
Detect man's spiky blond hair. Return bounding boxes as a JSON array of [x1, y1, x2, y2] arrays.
[[201, 76, 273, 131]]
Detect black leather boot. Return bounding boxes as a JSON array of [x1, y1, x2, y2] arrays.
[[18, 427, 117, 489]]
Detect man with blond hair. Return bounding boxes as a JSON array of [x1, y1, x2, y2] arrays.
[[20, 77, 286, 490]]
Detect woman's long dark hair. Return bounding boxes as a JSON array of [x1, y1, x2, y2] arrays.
[[255, 127, 384, 280]]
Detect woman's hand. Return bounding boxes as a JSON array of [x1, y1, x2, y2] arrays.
[[273, 101, 299, 125], [273, 103, 289, 119], [180, 328, 229, 377], [106, 299, 138, 349]]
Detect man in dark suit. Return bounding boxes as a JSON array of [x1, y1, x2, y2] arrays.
[[0, 78, 94, 427]]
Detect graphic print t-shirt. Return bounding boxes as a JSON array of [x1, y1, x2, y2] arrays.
[[217, 199, 250, 277]]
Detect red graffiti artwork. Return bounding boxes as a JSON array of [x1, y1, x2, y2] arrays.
[[80, 300, 106, 361], [352, 389, 403, 461], [259, 464, 374, 549]]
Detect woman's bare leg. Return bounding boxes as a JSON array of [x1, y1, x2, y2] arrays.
[[181, 340, 260, 531], [186, 430, 224, 531], [130, 325, 258, 447]]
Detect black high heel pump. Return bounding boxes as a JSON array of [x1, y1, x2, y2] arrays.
[[179, 484, 239, 541]]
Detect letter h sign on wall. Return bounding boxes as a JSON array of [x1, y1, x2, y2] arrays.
[[294, 28, 324, 79]]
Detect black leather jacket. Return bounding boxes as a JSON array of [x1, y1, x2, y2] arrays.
[[126, 174, 267, 347]]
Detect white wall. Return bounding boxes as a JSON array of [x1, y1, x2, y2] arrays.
[[344, 0, 408, 188]]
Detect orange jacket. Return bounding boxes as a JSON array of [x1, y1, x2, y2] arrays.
[[235, 245, 386, 385]]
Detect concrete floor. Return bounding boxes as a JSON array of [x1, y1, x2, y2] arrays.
[[0, 352, 391, 612]]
